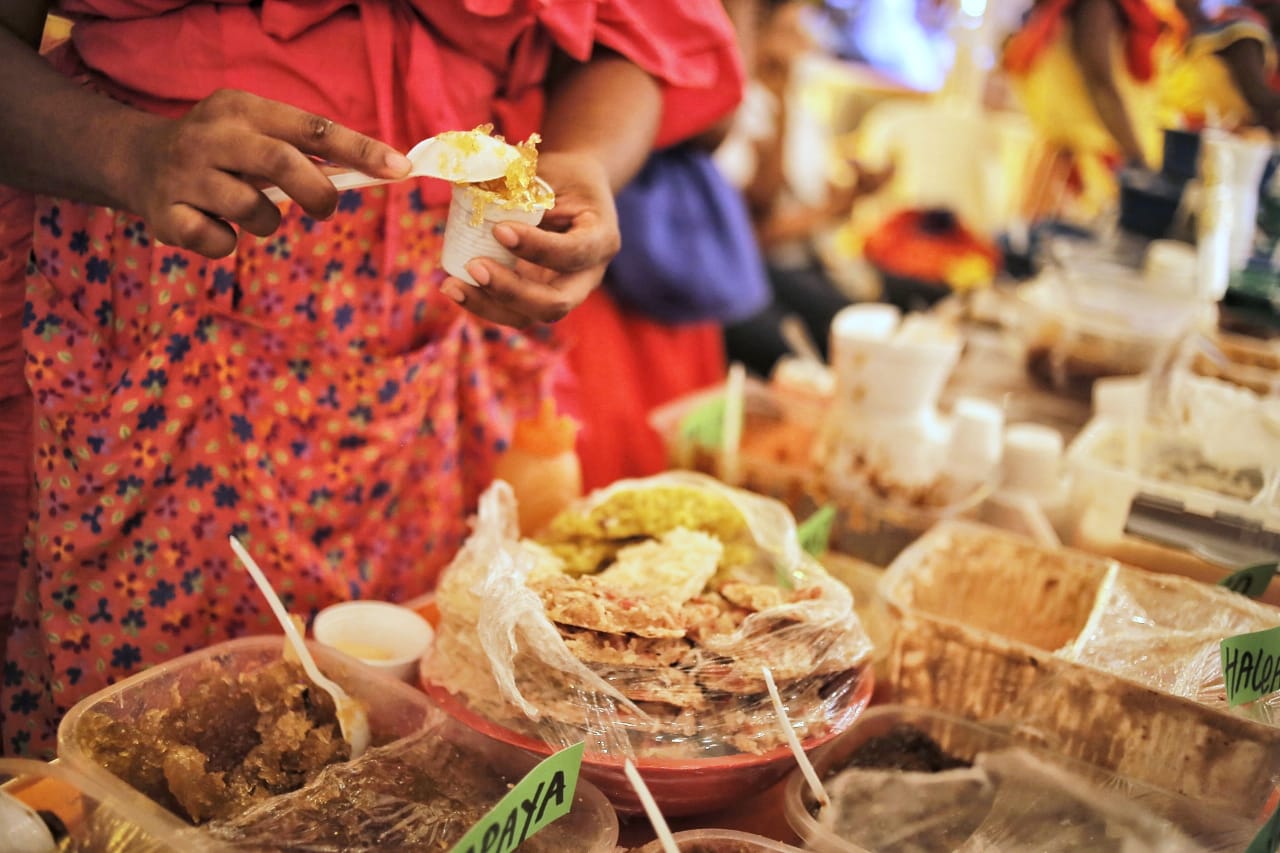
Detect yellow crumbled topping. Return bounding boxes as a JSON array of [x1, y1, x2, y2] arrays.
[[461, 126, 551, 224], [534, 486, 755, 576]]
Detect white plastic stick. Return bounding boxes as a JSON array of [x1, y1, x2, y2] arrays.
[[230, 535, 369, 758], [623, 759, 678, 853], [762, 666, 829, 808], [720, 362, 746, 486]]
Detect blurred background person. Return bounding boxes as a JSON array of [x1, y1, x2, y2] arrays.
[[717, 0, 894, 377]]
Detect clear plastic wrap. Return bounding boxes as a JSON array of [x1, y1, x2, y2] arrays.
[[0, 758, 192, 853], [879, 522, 1280, 814], [786, 706, 1249, 853], [1064, 564, 1280, 726], [202, 726, 617, 852], [55, 637, 618, 851], [424, 472, 874, 761]]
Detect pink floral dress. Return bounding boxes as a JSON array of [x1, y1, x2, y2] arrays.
[[1, 0, 742, 758]]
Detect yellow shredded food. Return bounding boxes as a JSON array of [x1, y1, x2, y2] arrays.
[[534, 486, 755, 576]]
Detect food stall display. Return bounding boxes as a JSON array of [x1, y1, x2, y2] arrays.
[[49, 636, 618, 851], [423, 473, 875, 815], [879, 521, 1280, 816]]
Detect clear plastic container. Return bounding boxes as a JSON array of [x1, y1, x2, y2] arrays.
[[631, 828, 806, 852], [647, 380, 990, 567], [783, 705, 1255, 853], [1064, 418, 1280, 606], [878, 521, 1280, 816], [1186, 329, 1280, 395], [58, 635, 618, 851], [1014, 264, 1202, 400], [1, 757, 201, 852]]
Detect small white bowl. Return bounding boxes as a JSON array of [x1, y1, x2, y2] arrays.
[[313, 601, 434, 682]]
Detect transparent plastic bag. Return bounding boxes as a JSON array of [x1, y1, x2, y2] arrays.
[[1062, 565, 1280, 726], [202, 727, 615, 852], [959, 749, 1205, 853], [816, 747, 1206, 853], [424, 472, 874, 760]]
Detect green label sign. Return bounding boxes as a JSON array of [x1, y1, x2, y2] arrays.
[[797, 505, 837, 557], [678, 394, 726, 450], [450, 742, 584, 853], [1245, 799, 1280, 853], [1219, 563, 1278, 600], [1221, 626, 1280, 707]]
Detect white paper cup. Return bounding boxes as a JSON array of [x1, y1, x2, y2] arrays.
[[313, 600, 434, 682], [441, 178, 553, 286]]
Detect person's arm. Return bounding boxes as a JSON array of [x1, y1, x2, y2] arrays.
[[1071, 0, 1148, 165], [1173, 0, 1210, 31], [1218, 37, 1280, 129], [1174, 0, 1280, 128], [438, 50, 663, 326], [0, 2, 410, 259], [539, 51, 663, 192]]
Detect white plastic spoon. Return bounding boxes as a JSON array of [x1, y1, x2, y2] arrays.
[[262, 131, 523, 203], [229, 535, 371, 759]]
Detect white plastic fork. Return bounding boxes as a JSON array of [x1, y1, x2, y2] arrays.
[[262, 131, 522, 203], [230, 535, 370, 759]]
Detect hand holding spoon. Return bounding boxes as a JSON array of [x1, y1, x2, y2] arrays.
[[262, 131, 523, 203]]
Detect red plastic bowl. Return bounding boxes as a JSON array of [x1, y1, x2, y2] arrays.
[[420, 664, 874, 817]]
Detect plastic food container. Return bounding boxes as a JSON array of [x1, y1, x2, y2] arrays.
[[422, 667, 874, 818], [782, 705, 1254, 853], [1187, 330, 1280, 395], [1014, 263, 1202, 400], [878, 521, 1280, 817], [1064, 418, 1280, 606], [58, 636, 618, 851], [630, 828, 806, 852], [442, 178, 553, 285], [1, 758, 200, 852], [647, 380, 988, 567]]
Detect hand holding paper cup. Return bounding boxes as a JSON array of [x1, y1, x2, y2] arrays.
[[442, 178, 555, 286]]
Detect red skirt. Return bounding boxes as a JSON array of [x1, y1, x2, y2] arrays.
[[555, 289, 726, 491]]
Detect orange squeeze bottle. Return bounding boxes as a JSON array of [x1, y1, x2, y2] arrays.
[[494, 399, 583, 536]]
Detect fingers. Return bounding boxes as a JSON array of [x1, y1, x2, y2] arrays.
[[139, 89, 412, 257], [155, 204, 239, 259], [446, 258, 598, 326], [440, 277, 540, 328], [211, 90, 411, 179], [490, 216, 618, 274], [198, 170, 282, 238], [229, 133, 341, 220]]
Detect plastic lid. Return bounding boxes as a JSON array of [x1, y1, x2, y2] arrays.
[[773, 357, 836, 397], [1002, 423, 1063, 496], [510, 399, 579, 457]]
